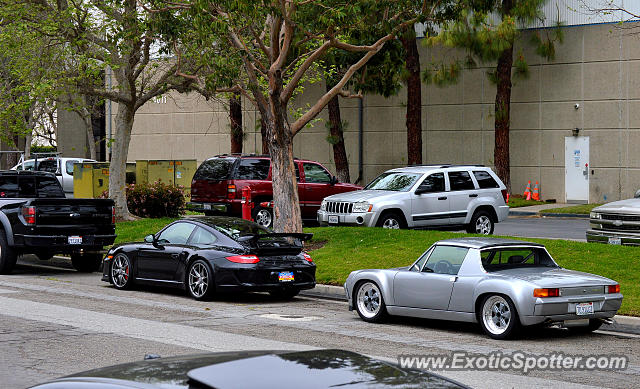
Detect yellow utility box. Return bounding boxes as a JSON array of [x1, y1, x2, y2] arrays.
[[135, 159, 197, 200], [73, 162, 110, 198]]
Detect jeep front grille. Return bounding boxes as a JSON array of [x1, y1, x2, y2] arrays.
[[326, 201, 353, 214]]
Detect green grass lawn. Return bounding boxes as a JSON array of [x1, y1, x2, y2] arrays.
[[112, 218, 639, 316], [306, 227, 640, 316], [507, 197, 547, 208], [540, 204, 602, 215]]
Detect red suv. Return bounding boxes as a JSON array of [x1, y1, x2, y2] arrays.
[[188, 154, 362, 227]]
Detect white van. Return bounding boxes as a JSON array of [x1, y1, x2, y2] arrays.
[[11, 157, 97, 197]]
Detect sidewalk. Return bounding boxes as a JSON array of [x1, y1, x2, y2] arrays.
[[508, 203, 589, 218], [300, 284, 640, 335]]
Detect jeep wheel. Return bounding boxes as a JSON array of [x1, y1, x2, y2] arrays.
[[376, 211, 407, 229], [467, 210, 494, 235]]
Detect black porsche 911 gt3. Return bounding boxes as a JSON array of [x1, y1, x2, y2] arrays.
[[101, 216, 316, 300]]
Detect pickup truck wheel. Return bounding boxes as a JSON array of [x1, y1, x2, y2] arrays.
[[0, 230, 17, 274], [110, 253, 133, 290], [253, 205, 274, 228], [71, 253, 103, 273], [467, 210, 494, 235]]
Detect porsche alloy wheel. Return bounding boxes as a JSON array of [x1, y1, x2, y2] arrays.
[[188, 260, 214, 300], [355, 281, 386, 322], [111, 253, 132, 289], [480, 295, 519, 339]]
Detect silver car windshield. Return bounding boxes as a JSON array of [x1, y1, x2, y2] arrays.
[[480, 247, 558, 272], [364, 172, 422, 192]]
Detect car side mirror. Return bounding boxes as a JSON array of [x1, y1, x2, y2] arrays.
[[144, 234, 155, 244], [635, 189, 640, 199], [330, 176, 337, 185], [415, 187, 427, 195]]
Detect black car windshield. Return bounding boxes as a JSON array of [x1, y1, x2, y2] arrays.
[[364, 172, 421, 191], [480, 247, 558, 271]]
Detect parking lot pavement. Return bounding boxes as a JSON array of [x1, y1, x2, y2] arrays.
[[495, 216, 590, 241], [2, 260, 639, 389]]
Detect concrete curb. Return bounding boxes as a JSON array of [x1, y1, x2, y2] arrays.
[[301, 284, 640, 335], [509, 210, 589, 219]]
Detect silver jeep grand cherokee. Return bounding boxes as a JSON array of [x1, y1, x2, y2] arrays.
[[317, 165, 509, 234]]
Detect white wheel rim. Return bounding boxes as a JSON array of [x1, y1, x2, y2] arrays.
[[111, 254, 130, 288], [255, 209, 272, 227], [475, 215, 492, 234], [482, 296, 511, 335], [189, 262, 209, 298], [382, 218, 400, 229], [357, 282, 382, 318]]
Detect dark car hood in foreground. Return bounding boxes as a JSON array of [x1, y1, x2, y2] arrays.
[[35, 350, 467, 389]]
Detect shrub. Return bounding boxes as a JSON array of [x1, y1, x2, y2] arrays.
[[101, 181, 186, 218]]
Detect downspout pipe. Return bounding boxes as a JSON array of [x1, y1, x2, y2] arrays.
[[355, 96, 364, 185]]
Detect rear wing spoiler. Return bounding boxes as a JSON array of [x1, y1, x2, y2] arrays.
[[237, 232, 313, 243]]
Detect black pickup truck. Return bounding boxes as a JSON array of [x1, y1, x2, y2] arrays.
[[0, 170, 116, 274]]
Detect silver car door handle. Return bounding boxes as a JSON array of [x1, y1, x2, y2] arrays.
[[438, 196, 447, 200]]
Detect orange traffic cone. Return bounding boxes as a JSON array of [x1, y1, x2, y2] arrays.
[[523, 181, 532, 201], [532, 181, 540, 201]]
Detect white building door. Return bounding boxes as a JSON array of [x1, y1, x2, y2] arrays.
[[565, 136, 589, 203]]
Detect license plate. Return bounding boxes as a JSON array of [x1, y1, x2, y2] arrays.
[[278, 271, 294, 282], [328, 215, 339, 224], [576, 302, 594, 316], [68, 236, 82, 245], [203, 204, 211, 210], [608, 237, 621, 245]]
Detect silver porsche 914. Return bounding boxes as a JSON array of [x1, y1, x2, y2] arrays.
[[344, 238, 622, 339]]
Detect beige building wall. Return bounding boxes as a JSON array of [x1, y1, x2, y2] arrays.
[[118, 22, 640, 203]]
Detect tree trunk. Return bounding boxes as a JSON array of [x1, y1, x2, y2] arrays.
[[267, 69, 303, 233], [494, 44, 514, 193], [260, 116, 269, 155], [109, 103, 135, 220], [229, 93, 243, 153], [401, 29, 422, 166], [325, 82, 350, 183], [80, 105, 97, 160]]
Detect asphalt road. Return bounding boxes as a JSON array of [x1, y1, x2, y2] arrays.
[[1, 257, 639, 389], [495, 216, 589, 241]]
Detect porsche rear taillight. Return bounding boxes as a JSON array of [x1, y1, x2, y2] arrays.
[[302, 253, 313, 262], [228, 184, 236, 199], [22, 206, 36, 224], [607, 284, 620, 294], [226, 254, 260, 264], [533, 288, 559, 298]]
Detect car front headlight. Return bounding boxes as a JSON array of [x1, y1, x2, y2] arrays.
[[320, 200, 327, 211], [352, 202, 372, 213], [590, 212, 601, 220]]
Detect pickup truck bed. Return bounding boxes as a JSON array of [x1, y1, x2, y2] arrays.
[[0, 171, 116, 273]]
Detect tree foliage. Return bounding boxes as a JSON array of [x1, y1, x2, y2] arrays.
[[147, 0, 438, 232]]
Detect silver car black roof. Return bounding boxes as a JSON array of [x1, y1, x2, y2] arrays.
[[435, 238, 544, 249]]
